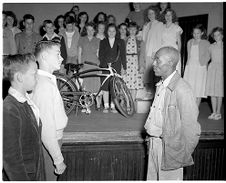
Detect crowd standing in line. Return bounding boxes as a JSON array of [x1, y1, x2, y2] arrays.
[[2, 2, 224, 181]]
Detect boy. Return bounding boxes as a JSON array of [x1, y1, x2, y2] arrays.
[[32, 40, 68, 180], [15, 14, 42, 54], [61, 15, 80, 74], [42, 19, 67, 73], [3, 54, 45, 181]]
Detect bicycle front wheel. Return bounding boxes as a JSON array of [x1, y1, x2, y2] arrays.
[[56, 75, 79, 115], [110, 77, 135, 117]]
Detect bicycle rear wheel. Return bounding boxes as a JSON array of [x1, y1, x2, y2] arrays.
[[110, 76, 135, 117], [56, 75, 79, 115]]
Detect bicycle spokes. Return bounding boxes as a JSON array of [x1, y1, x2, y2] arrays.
[[111, 77, 135, 117]]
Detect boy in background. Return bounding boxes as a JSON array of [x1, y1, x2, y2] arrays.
[[42, 19, 67, 73], [15, 14, 42, 54]]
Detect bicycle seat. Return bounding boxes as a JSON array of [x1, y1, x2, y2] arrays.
[[65, 63, 84, 72]]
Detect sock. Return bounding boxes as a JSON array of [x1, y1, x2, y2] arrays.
[[104, 103, 109, 109], [110, 103, 115, 109]]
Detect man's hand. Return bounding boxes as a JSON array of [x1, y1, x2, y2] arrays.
[[55, 162, 66, 175]]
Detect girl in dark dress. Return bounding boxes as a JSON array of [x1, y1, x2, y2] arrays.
[[99, 23, 126, 113]]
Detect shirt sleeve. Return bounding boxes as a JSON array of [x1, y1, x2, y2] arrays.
[[176, 25, 183, 35], [32, 83, 64, 165]]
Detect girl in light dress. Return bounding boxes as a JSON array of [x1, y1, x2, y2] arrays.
[[205, 27, 224, 120], [161, 8, 183, 75], [183, 24, 210, 107], [123, 22, 144, 102], [142, 6, 164, 99]]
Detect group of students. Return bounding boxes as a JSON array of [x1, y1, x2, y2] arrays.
[[3, 3, 224, 118], [2, 2, 223, 181]]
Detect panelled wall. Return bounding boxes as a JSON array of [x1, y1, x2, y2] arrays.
[[59, 137, 224, 181]]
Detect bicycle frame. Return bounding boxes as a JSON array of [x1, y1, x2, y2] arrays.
[[59, 64, 122, 98]]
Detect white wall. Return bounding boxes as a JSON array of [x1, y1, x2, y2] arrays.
[[3, 2, 223, 34]]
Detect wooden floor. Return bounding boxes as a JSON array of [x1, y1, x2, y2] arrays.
[[63, 99, 224, 142]]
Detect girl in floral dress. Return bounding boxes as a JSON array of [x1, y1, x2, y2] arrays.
[[123, 22, 144, 101]]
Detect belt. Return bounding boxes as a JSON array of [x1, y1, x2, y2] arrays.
[[126, 53, 138, 56]]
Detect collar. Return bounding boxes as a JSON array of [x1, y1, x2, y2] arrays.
[[156, 70, 176, 88], [150, 20, 158, 25], [37, 69, 56, 83], [8, 87, 33, 105], [109, 37, 115, 41], [43, 32, 59, 40], [167, 71, 181, 91]]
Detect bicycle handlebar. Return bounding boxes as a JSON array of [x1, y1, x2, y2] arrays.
[[84, 61, 99, 67]]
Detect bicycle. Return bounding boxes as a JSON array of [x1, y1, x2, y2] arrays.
[[55, 61, 135, 118]]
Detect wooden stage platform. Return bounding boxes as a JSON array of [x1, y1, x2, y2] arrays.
[[59, 100, 224, 181], [63, 100, 224, 143]]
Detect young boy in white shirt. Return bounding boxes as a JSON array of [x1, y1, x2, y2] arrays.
[[32, 40, 68, 180]]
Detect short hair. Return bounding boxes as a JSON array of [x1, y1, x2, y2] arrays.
[[107, 23, 117, 31], [6, 11, 18, 26], [71, 5, 79, 12], [23, 14, 35, 22], [85, 21, 96, 30], [193, 24, 207, 39], [165, 8, 178, 23], [3, 53, 36, 82], [34, 40, 60, 60], [127, 21, 139, 34], [97, 21, 106, 28], [107, 14, 116, 24], [144, 6, 160, 23], [210, 27, 223, 39], [43, 19, 53, 27], [65, 15, 75, 24], [64, 11, 76, 20], [93, 12, 107, 24], [118, 22, 128, 29], [54, 15, 65, 29], [156, 2, 171, 11], [156, 46, 179, 68], [78, 11, 89, 24], [128, 21, 139, 29]]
